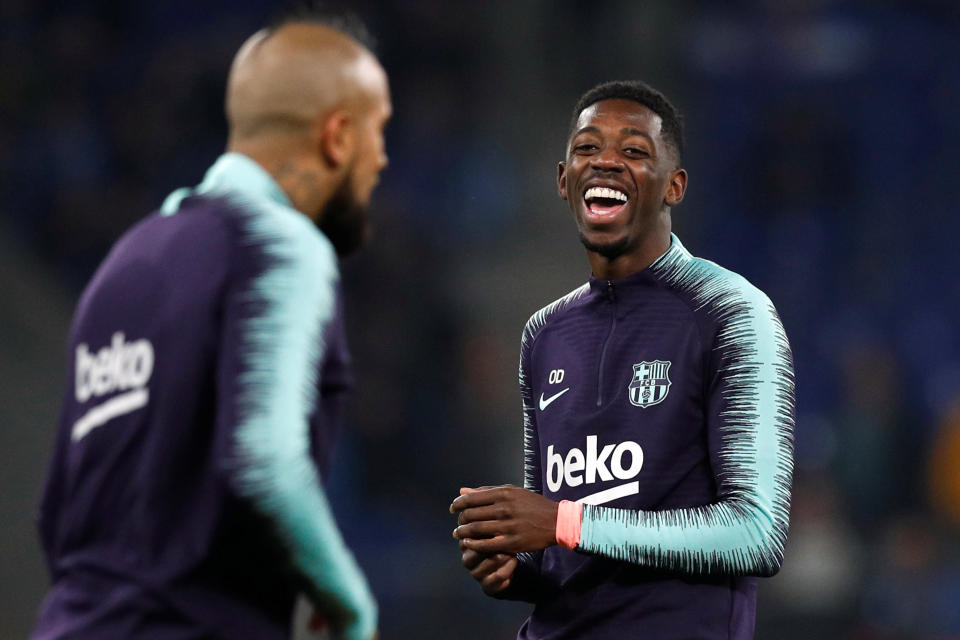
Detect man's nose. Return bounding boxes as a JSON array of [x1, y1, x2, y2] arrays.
[[589, 148, 623, 171]]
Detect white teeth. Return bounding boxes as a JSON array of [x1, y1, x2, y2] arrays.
[[584, 186, 627, 202]]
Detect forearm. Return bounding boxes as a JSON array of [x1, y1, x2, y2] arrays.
[[215, 211, 375, 638], [228, 440, 376, 640], [571, 496, 787, 577]]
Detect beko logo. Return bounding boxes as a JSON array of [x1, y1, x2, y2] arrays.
[[545, 435, 643, 505], [76, 332, 154, 402], [72, 332, 154, 442]]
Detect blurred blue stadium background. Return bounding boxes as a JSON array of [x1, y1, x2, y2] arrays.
[[2, 1, 960, 638]]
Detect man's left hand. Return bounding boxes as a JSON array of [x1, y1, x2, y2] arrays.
[[450, 485, 559, 554]]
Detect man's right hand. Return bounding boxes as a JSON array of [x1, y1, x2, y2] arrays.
[[460, 540, 517, 595]]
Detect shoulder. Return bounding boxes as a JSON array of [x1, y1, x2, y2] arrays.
[[652, 242, 792, 366], [162, 184, 338, 278], [185, 193, 339, 290], [521, 282, 591, 348], [652, 247, 776, 328], [660, 258, 793, 385], [92, 197, 238, 288]]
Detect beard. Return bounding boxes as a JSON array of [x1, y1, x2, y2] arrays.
[[578, 231, 631, 260], [318, 173, 370, 257]]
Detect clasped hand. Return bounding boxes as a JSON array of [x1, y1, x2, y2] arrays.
[[449, 485, 559, 594]]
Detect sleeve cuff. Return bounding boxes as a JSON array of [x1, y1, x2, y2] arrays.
[[555, 500, 582, 550]]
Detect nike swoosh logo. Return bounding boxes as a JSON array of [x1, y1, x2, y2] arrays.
[[539, 387, 570, 411], [576, 481, 640, 506]]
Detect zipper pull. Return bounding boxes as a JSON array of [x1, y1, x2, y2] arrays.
[[606, 280, 616, 302]]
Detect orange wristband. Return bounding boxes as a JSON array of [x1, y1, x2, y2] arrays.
[[555, 500, 583, 550]]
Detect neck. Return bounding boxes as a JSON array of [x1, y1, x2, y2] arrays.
[[586, 217, 672, 280], [227, 139, 334, 221]]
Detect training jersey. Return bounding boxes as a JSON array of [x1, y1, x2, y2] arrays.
[[500, 235, 795, 640], [32, 153, 376, 640]]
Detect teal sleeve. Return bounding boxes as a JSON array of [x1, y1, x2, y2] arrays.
[[217, 202, 375, 640], [577, 278, 795, 578]]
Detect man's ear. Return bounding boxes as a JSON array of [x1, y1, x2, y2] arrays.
[[318, 111, 355, 169], [664, 168, 688, 207], [557, 161, 568, 200]]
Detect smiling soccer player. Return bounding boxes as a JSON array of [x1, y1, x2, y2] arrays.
[[451, 80, 796, 640]]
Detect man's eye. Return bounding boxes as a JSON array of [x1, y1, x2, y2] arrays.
[[574, 144, 597, 152], [624, 147, 648, 156]]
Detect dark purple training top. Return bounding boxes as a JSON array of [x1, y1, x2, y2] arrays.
[[32, 154, 377, 640], [498, 235, 795, 640]]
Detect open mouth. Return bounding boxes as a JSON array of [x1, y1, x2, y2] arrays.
[[583, 186, 628, 218]]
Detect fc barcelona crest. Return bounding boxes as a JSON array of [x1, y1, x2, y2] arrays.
[[628, 360, 672, 408]]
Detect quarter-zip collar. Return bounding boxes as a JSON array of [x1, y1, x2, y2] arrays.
[[587, 233, 690, 297]]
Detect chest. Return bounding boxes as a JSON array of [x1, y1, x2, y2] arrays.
[[529, 296, 711, 503]]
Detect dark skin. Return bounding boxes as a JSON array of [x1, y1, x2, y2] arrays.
[[451, 98, 688, 592], [561, 98, 687, 279]]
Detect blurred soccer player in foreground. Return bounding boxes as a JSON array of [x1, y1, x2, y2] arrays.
[[451, 81, 795, 639], [31, 7, 389, 640]]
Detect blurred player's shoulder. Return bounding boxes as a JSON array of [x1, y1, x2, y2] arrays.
[[78, 194, 244, 313], [110, 194, 239, 265]]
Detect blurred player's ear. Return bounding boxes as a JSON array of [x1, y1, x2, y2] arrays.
[[664, 168, 688, 207], [557, 161, 568, 200], [318, 110, 356, 169]]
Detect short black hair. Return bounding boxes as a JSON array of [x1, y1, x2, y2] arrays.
[[268, 1, 376, 52], [569, 80, 684, 163]]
